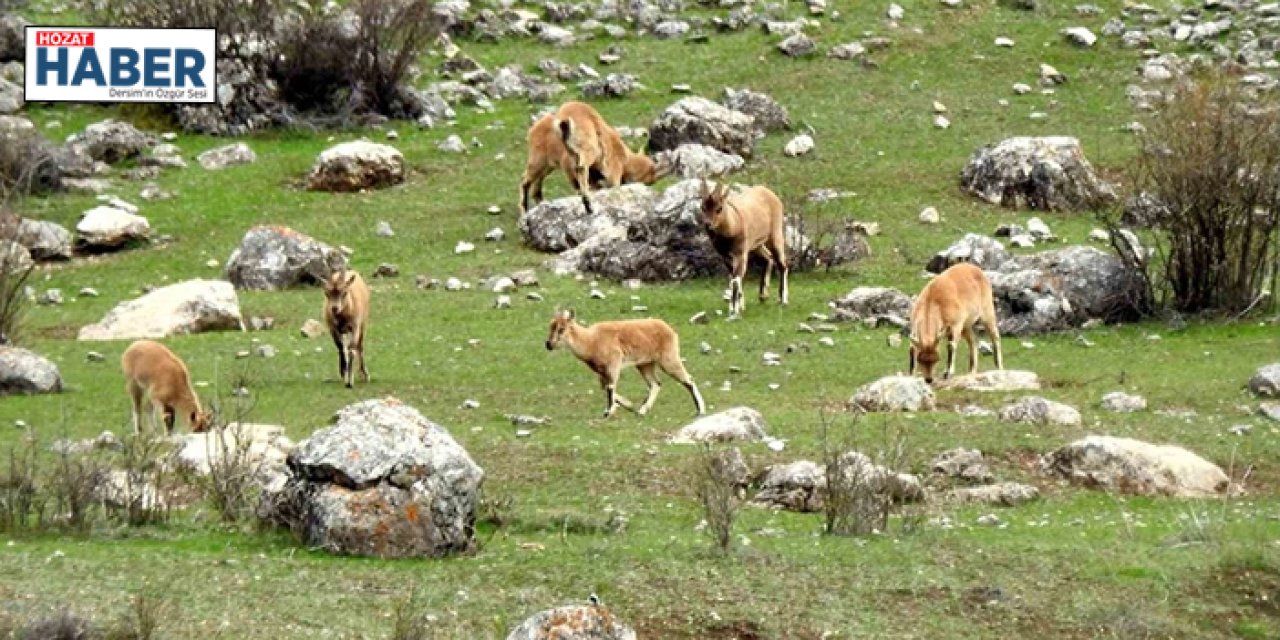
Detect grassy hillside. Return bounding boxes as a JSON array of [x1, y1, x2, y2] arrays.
[[2, 0, 1279, 637]]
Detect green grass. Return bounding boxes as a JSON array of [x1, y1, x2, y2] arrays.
[[2, 0, 1280, 637]]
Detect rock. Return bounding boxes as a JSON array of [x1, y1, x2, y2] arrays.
[[261, 398, 484, 558], [752, 455, 922, 513], [438, 135, 467, 154], [173, 423, 293, 491], [650, 144, 745, 179], [721, 87, 791, 133], [668, 407, 767, 443], [948, 483, 1039, 507], [78, 279, 243, 341], [998, 396, 1081, 426], [300, 318, 326, 338], [931, 448, 993, 484], [485, 227, 505, 242], [75, 206, 150, 251], [1259, 402, 1280, 422], [0, 347, 63, 395], [0, 239, 31, 274], [987, 245, 1147, 335], [783, 134, 814, 157], [994, 36, 1015, 47], [648, 97, 756, 158], [372, 263, 399, 278], [1101, 391, 1147, 413], [197, 142, 257, 170], [888, 3, 904, 19], [580, 73, 640, 98], [0, 13, 29, 62], [651, 20, 690, 38], [1248, 363, 1280, 397], [15, 218, 73, 260], [375, 221, 395, 238], [1061, 27, 1097, 46], [37, 289, 62, 305], [1039, 63, 1066, 85], [850, 375, 936, 412], [224, 225, 348, 290], [919, 206, 940, 224], [777, 33, 817, 57], [69, 120, 156, 163], [926, 234, 1009, 274], [829, 42, 867, 59], [506, 605, 636, 640], [961, 137, 1116, 211], [829, 286, 912, 326], [0, 77, 21, 114], [1041, 436, 1230, 497], [936, 370, 1040, 392], [51, 431, 121, 455], [306, 140, 405, 192]]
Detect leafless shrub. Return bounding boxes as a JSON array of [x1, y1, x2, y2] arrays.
[[693, 445, 744, 552], [14, 609, 99, 640], [389, 588, 432, 640], [1107, 70, 1280, 315], [786, 210, 871, 273], [107, 430, 176, 527], [0, 127, 62, 200], [0, 212, 35, 347], [0, 431, 47, 532], [48, 441, 106, 533], [197, 383, 264, 524], [104, 592, 167, 640], [820, 413, 912, 537]]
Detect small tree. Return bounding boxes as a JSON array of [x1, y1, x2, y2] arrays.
[[820, 412, 911, 537], [693, 445, 745, 553], [1109, 71, 1280, 314]]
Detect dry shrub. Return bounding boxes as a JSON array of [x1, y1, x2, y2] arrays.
[[820, 413, 912, 537], [1111, 70, 1280, 314], [0, 127, 62, 199], [693, 445, 745, 552], [0, 216, 34, 346], [196, 387, 265, 524], [49, 443, 106, 533], [0, 433, 46, 532], [108, 430, 176, 527]]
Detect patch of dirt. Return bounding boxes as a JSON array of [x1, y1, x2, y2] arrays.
[[702, 620, 770, 640], [32, 325, 78, 340]]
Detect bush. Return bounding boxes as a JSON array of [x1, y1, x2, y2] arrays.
[[0, 126, 62, 199], [820, 414, 911, 537], [693, 445, 744, 553], [0, 215, 35, 346], [1110, 71, 1280, 314], [0, 433, 46, 532]]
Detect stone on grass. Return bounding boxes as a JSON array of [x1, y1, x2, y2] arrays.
[[16, 218, 73, 260], [1101, 391, 1146, 413], [650, 144, 745, 179], [0, 346, 63, 395], [987, 245, 1146, 335], [961, 136, 1117, 211], [777, 33, 817, 57], [721, 87, 791, 133], [936, 370, 1040, 392], [75, 206, 150, 251], [829, 287, 912, 325], [850, 375, 935, 412], [783, 134, 814, 157], [1041, 436, 1230, 497], [1061, 27, 1097, 47], [998, 396, 1080, 426], [947, 482, 1039, 506], [1248, 363, 1280, 397], [668, 406, 767, 443], [931, 448, 992, 484], [69, 119, 156, 163], [506, 605, 636, 640], [648, 97, 756, 158], [306, 140, 405, 192], [225, 225, 348, 290], [753, 456, 922, 513], [78, 279, 244, 341], [260, 398, 484, 558], [198, 142, 257, 170], [173, 423, 293, 491], [926, 233, 1008, 274]]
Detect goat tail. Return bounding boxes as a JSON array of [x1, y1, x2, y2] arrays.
[[557, 117, 574, 146]]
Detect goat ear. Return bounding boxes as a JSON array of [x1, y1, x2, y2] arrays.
[[344, 271, 358, 287], [566, 309, 576, 320], [699, 178, 710, 200]]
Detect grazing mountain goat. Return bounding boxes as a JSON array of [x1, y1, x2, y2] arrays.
[[699, 179, 789, 317], [545, 310, 706, 418], [323, 269, 370, 388], [908, 262, 1005, 384], [121, 339, 209, 434], [519, 101, 664, 214]]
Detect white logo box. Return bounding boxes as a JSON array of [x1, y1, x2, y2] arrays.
[[24, 26, 217, 104]]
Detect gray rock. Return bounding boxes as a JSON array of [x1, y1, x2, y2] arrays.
[[829, 286, 912, 325], [1041, 436, 1230, 497], [78, 279, 244, 341], [0, 240, 31, 275], [69, 120, 156, 164], [829, 42, 867, 59], [668, 406, 767, 443], [850, 375, 936, 412], [0, 346, 62, 395], [987, 245, 1147, 335], [1061, 26, 1097, 46], [960, 136, 1118, 211], [0, 14, 28, 62], [783, 134, 815, 157], [506, 605, 636, 640], [937, 370, 1040, 392], [947, 482, 1039, 506], [0, 78, 21, 114], [15, 218, 73, 260], [224, 225, 347, 290], [75, 205, 150, 251], [931, 448, 993, 484], [752, 456, 922, 512], [306, 140, 405, 192], [1101, 391, 1147, 412], [650, 144, 745, 179], [648, 97, 757, 158], [998, 396, 1081, 425], [262, 398, 483, 558], [651, 20, 690, 38], [580, 73, 640, 98], [197, 142, 257, 170], [721, 87, 791, 133], [1250, 364, 1280, 396], [777, 33, 817, 57], [926, 233, 1009, 273], [173, 423, 293, 492], [1259, 402, 1280, 422]]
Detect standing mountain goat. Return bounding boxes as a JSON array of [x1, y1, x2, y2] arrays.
[[699, 179, 790, 317], [121, 339, 209, 434], [908, 262, 1005, 384], [519, 101, 664, 214], [323, 269, 370, 388], [545, 310, 706, 418]]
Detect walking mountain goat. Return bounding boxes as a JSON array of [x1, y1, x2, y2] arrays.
[[121, 339, 209, 434], [908, 262, 1005, 384], [545, 310, 706, 418], [519, 101, 664, 214], [699, 179, 790, 317], [323, 269, 370, 388]]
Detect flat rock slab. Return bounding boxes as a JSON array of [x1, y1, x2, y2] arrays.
[[668, 406, 767, 444], [946, 482, 1039, 507], [78, 279, 244, 341], [850, 375, 935, 412], [1041, 435, 1230, 498], [936, 370, 1040, 392], [506, 605, 636, 640], [998, 396, 1081, 426]]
